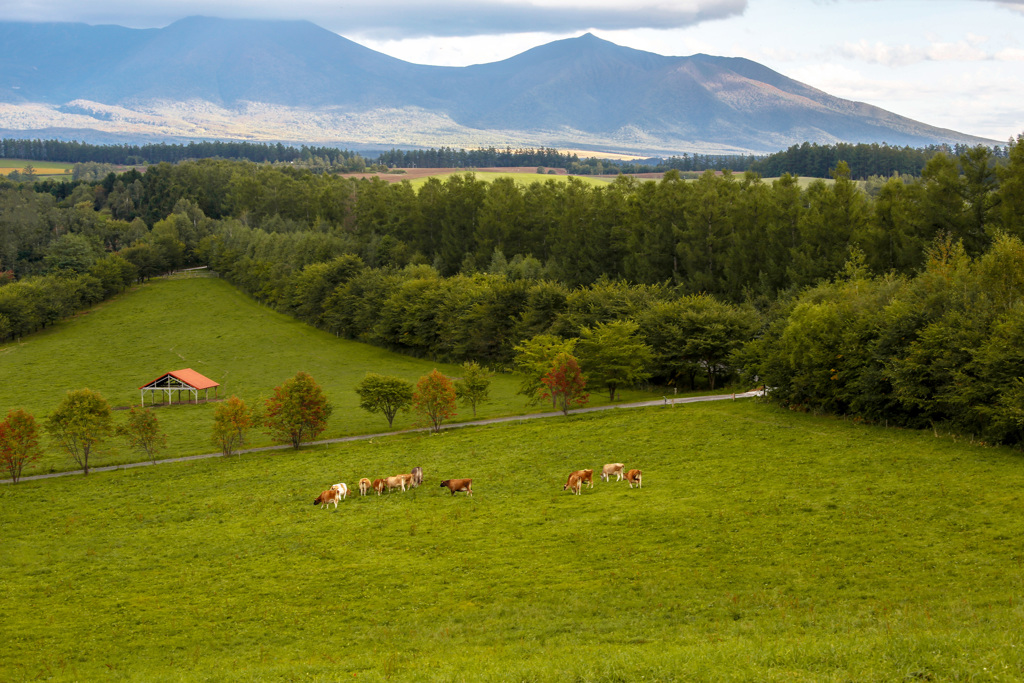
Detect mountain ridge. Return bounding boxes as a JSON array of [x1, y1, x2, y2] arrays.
[[0, 17, 997, 155]]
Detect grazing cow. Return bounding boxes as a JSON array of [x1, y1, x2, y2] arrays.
[[358, 478, 372, 496], [330, 482, 349, 500], [411, 466, 423, 487], [440, 478, 473, 496], [601, 463, 625, 482], [314, 488, 341, 509], [400, 472, 416, 489], [564, 469, 592, 490], [626, 469, 643, 489], [386, 475, 407, 492], [372, 478, 386, 495], [578, 468, 594, 488], [563, 472, 582, 495]]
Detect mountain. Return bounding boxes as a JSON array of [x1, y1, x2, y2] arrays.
[[0, 17, 997, 155]]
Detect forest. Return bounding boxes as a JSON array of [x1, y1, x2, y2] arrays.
[[9, 137, 1013, 178], [2, 134, 1024, 444]]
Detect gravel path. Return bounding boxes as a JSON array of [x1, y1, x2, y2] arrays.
[[3, 391, 761, 484]]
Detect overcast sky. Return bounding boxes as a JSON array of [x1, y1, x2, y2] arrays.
[[2, 0, 1023, 142]]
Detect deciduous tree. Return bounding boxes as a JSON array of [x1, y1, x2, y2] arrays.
[[0, 408, 42, 483], [541, 352, 589, 415], [576, 320, 653, 401], [46, 388, 112, 475], [264, 372, 332, 448], [117, 407, 167, 463], [454, 361, 493, 417], [412, 369, 457, 433], [211, 395, 255, 457], [512, 334, 577, 406], [355, 373, 413, 427]]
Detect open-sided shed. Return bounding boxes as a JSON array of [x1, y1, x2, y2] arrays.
[[139, 368, 220, 406]]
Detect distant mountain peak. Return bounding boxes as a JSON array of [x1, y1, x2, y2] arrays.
[[0, 17, 998, 154]]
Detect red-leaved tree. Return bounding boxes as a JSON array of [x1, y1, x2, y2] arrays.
[[264, 372, 333, 448], [0, 408, 43, 483], [412, 369, 457, 433], [541, 352, 589, 415]]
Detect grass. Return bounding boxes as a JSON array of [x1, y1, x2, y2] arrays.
[[0, 159, 73, 176], [0, 275, 665, 474], [1, 401, 1023, 680]]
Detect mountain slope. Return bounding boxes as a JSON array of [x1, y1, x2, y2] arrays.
[[0, 18, 996, 154]]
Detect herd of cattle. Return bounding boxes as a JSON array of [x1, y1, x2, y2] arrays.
[[313, 462, 642, 509], [563, 463, 642, 495]]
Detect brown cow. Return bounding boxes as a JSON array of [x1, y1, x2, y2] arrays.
[[578, 468, 594, 488], [386, 475, 407, 492], [372, 478, 386, 495], [564, 469, 592, 490], [358, 478, 372, 496], [440, 478, 473, 496], [601, 463, 625, 482], [314, 488, 341, 509], [563, 472, 582, 495], [626, 469, 643, 489]]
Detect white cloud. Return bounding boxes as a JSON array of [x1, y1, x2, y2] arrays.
[[995, 47, 1024, 60], [0, 0, 749, 38]]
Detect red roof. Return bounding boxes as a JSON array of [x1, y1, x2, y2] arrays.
[[139, 368, 220, 390]]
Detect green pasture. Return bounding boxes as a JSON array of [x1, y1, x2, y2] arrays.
[[404, 171, 612, 189], [1, 401, 1022, 680], [0, 275, 659, 474], [0, 159, 72, 177]]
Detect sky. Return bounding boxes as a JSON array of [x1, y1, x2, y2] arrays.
[[1, 0, 1022, 142]]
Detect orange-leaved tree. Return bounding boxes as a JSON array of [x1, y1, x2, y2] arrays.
[[0, 408, 43, 483], [211, 396, 256, 457], [412, 369, 457, 433], [541, 352, 589, 416], [264, 372, 332, 449]]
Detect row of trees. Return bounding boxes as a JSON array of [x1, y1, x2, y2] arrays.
[[0, 138, 367, 167], [13, 139, 1023, 302], [5, 367, 495, 481]]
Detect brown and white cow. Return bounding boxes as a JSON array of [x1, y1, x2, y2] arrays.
[[411, 466, 423, 487], [358, 478, 372, 496], [563, 472, 582, 495], [314, 488, 342, 509], [330, 482, 349, 500], [440, 478, 473, 496], [626, 469, 643, 489], [601, 463, 625, 482], [372, 478, 386, 495]]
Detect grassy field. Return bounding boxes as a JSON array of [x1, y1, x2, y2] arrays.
[[1, 400, 1022, 680], [0, 159, 73, 177], [0, 275, 663, 475]]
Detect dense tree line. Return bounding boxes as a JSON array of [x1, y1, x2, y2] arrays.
[[750, 141, 1011, 180], [0, 138, 366, 167], [376, 146, 579, 169], [741, 234, 1024, 444]]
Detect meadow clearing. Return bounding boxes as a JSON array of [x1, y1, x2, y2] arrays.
[[0, 159, 72, 177], [1, 399, 1023, 681], [0, 275, 662, 475]]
